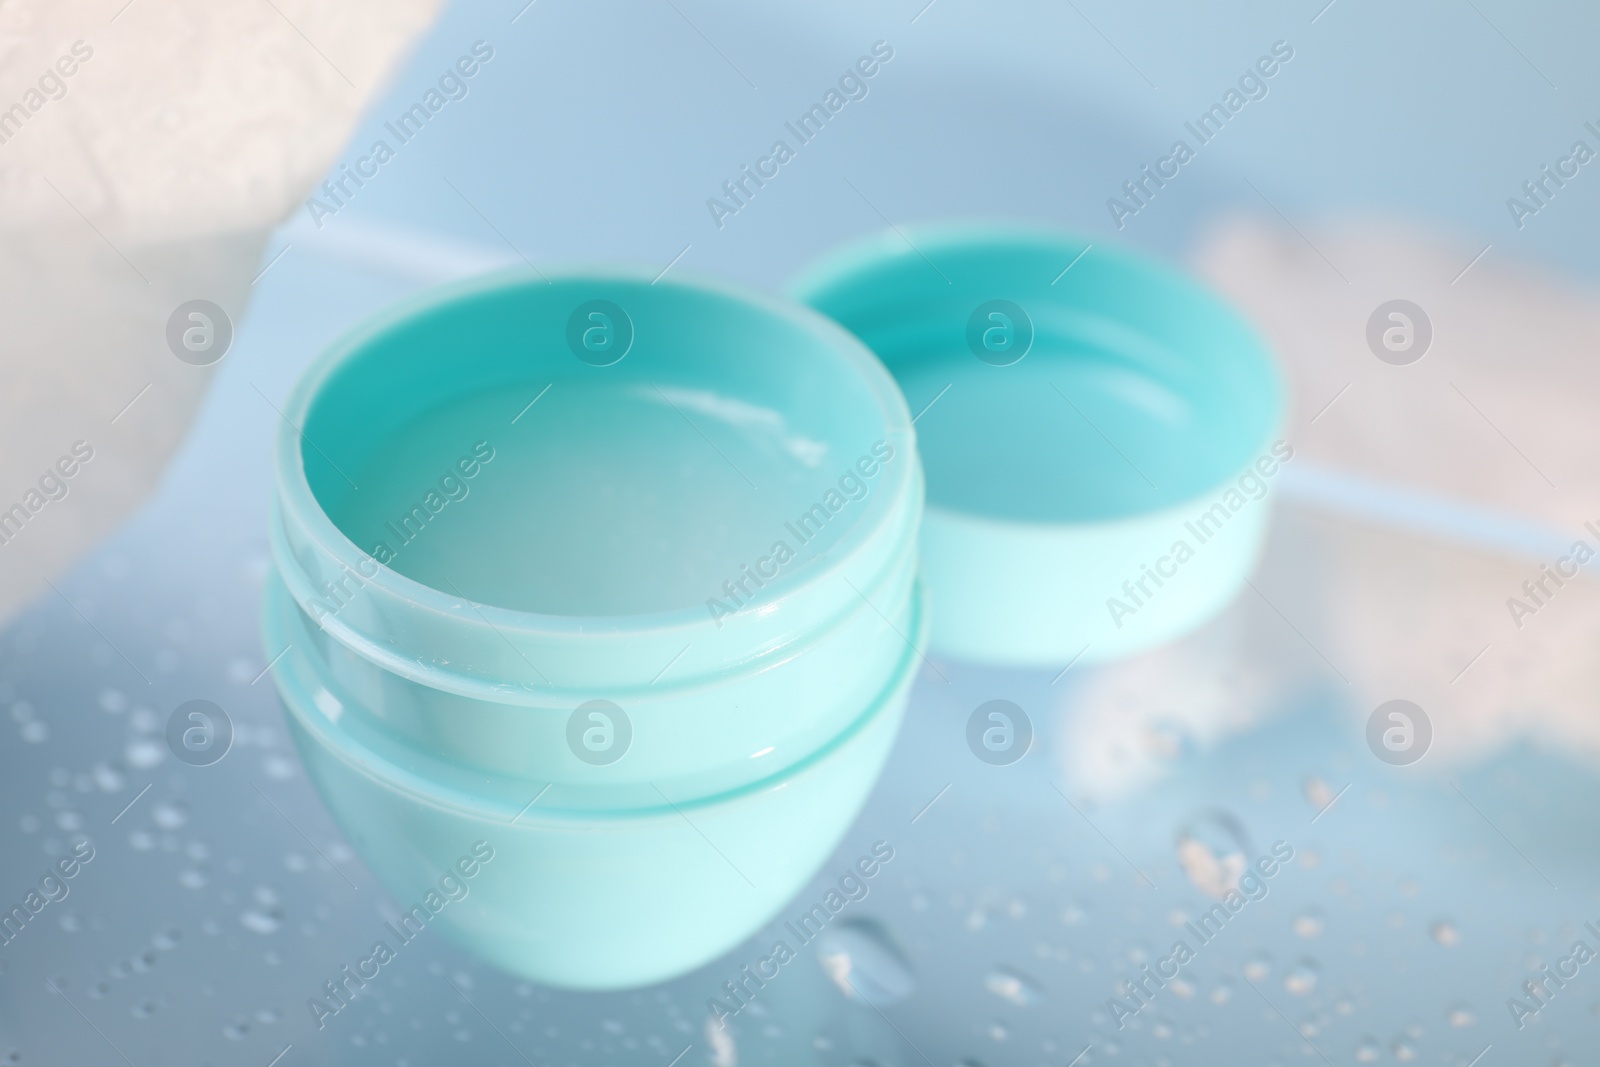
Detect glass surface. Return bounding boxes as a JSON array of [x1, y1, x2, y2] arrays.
[[4, 1, 1597, 1065]]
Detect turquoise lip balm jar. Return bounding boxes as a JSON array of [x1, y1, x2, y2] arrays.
[[789, 224, 1286, 667], [264, 268, 925, 989]]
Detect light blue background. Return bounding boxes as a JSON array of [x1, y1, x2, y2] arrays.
[[2, 2, 1596, 1064]]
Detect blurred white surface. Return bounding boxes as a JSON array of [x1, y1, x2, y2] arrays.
[[0, 0, 440, 627]]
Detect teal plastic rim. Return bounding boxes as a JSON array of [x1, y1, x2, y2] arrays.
[[270, 266, 923, 696]]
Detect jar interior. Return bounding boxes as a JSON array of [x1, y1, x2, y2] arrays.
[[299, 278, 897, 616]]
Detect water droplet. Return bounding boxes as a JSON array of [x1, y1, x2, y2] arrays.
[[1176, 811, 1250, 898], [1210, 977, 1234, 1004], [705, 1016, 735, 1067], [984, 966, 1041, 1006], [1355, 1036, 1381, 1062], [1303, 776, 1335, 810], [91, 765, 124, 792], [1393, 1037, 1418, 1061], [1061, 901, 1088, 926], [1285, 960, 1319, 996], [223, 1021, 248, 1040], [240, 909, 282, 935], [263, 755, 296, 781], [986, 1020, 1009, 1042], [1447, 1003, 1475, 1027], [1244, 953, 1272, 981], [815, 920, 914, 1007], [151, 802, 187, 830], [1293, 909, 1324, 938], [178, 869, 207, 889], [125, 740, 164, 769], [1430, 920, 1460, 946]]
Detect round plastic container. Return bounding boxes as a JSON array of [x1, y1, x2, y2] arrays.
[[789, 224, 1286, 667], [263, 267, 927, 984], [268, 267, 922, 800], [264, 576, 926, 990]]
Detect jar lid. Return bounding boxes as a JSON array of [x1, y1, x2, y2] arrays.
[[790, 223, 1287, 667]]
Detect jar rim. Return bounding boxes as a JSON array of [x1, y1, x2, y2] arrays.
[[266, 576, 928, 821], [270, 266, 922, 685]]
